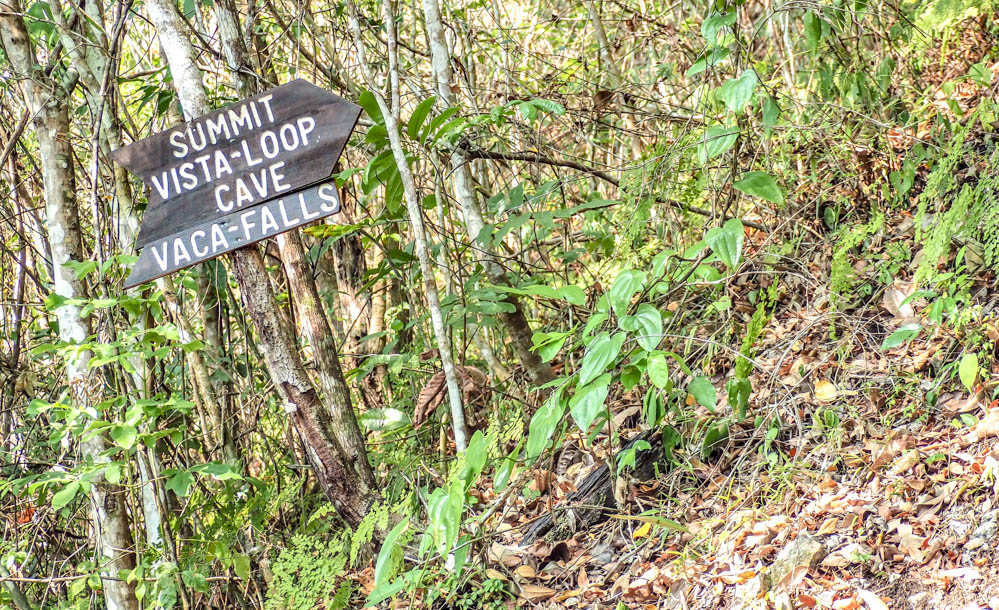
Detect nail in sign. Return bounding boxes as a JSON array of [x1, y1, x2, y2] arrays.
[[112, 79, 361, 288]]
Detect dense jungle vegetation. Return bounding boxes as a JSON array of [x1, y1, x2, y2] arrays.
[[3, 0, 999, 607]]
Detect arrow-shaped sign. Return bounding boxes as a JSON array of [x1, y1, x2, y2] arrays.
[[113, 79, 360, 249], [123, 179, 342, 288]]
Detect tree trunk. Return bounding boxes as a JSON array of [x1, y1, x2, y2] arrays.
[[421, 0, 555, 385], [348, 1, 470, 451], [0, 9, 139, 610], [144, 0, 375, 524]]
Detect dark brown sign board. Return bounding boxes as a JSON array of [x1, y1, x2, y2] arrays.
[[125, 179, 341, 287], [113, 79, 360, 288]]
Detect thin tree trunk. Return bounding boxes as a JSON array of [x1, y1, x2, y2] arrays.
[[347, 2, 470, 451], [144, 0, 375, 524], [0, 8, 139, 610], [421, 0, 555, 384], [213, 0, 376, 487]]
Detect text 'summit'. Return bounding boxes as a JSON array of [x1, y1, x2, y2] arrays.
[[152, 94, 318, 213]]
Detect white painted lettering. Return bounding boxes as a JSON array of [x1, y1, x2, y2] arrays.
[[215, 185, 233, 212], [151, 242, 169, 271], [190, 230, 208, 257], [173, 238, 191, 265], [239, 210, 257, 240], [318, 183, 338, 212], [270, 162, 289, 193], [205, 115, 230, 144], [211, 224, 229, 252], [260, 206, 279, 233], [296, 116, 315, 145], [169, 131, 188, 158]]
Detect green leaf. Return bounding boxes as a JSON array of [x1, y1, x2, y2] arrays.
[[688, 376, 717, 411], [164, 469, 194, 497], [407, 96, 437, 140], [373, 518, 409, 591], [609, 269, 646, 318], [717, 70, 758, 113], [358, 89, 384, 125], [763, 96, 780, 127], [109, 424, 138, 450], [701, 420, 729, 458], [105, 462, 122, 484], [696, 126, 739, 164], [531, 331, 571, 363], [569, 374, 610, 433], [959, 352, 979, 391], [52, 481, 80, 511], [459, 431, 488, 488], [733, 171, 784, 205], [527, 387, 565, 460], [358, 408, 411, 431], [701, 11, 736, 45], [620, 304, 662, 351], [578, 332, 626, 386], [232, 554, 251, 580], [647, 353, 671, 389], [881, 323, 922, 350], [705, 218, 744, 270]]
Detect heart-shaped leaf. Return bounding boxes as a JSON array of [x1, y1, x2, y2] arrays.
[[578, 332, 626, 386], [717, 70, 758, 113], [734, 171, 784, 204], [705, 218, 744, 270]]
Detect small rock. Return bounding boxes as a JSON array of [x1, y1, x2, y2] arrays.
[[970, 511, 998, 542], [949, 520, 971, 538], [763, 533, 826, 591]]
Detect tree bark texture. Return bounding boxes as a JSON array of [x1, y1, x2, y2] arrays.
[[144, 0, 374, 525], [0, 7, 139, 609]]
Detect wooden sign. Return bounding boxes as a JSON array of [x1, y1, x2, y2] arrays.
[[125, 179, 341, 287], [113, 80, 360, 288]]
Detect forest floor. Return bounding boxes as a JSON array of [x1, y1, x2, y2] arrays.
[[438, 200, 999, 610]]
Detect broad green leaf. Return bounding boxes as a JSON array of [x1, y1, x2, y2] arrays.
[[527, 387, 565, 460], [763, 96, 780, 127], [647, 353, 670, 389], [358, 89, 384, 125], [688, 376, 717, 411], [609, 269, 646, 318], [686, 47, 730, 78], [407, 96, 437, 139], [232, 554, 251, 580], [104, 462, 122, 484], [717, 70, 758, 113], [881, 323, 922, 350], [578, 332, 626, 386], [620, 304, 662, 351], [959, 352, 979, 391], [701, 12, 736, 45], [705, 218, 744, 270], [531, 331, 571, 363], [696, 126, 739, 164], [734, 171, 784, 205], [164, 469, 194, 497], [494, 443, 521, 492], [110, 424, 138, 450], [701, 420, 730, 458], [373, 518, 409, 590], [358, 408, 411, 431], [52, 481, 80, 510], [459, 431, 488, 488], [569, 374, 610, 433]]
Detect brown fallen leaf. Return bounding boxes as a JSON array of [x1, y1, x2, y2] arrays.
[[857, 589, 890, 610], [519, 583, 556, 602]]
